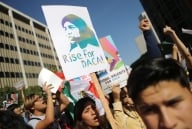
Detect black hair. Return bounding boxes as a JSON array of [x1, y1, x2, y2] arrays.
[[0, 110, 32, 129], [127, 58, 190, 102], [73, 97, 106, 129], [7, 104, 19, 112], [74, 97, 96, 122]]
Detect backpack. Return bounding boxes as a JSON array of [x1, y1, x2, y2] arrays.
[[29, 110, 73, 129], [29, 117, 62, 129]]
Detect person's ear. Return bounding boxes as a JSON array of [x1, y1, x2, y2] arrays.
[[30, 106, 35, 111]]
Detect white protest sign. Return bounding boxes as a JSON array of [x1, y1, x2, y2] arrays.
[[182, 28, 192, 35], [41, 5, 108, 80], [38, 68, 63, 93], [14, 80, 25, 90]]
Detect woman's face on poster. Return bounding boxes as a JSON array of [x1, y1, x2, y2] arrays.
[[63, 21, 80, 43]]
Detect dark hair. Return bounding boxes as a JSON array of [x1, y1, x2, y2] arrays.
[[74, 97, 96, 122], [0, 110, 32, 129], [127, 58, 190, 102], [73, 97, 105, 129], [7, 104, 19, 112]]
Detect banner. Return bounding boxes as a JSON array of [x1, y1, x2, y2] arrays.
[[42, 5, 108, 80], [14, 80, 25, 90], [182, 28, 192, 35], [98, 35, 129, 94], [5, 93, 18, 108]]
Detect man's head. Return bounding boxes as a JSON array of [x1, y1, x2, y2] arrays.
[[24, 94, 46, 113], [127, 58, 192, 129]]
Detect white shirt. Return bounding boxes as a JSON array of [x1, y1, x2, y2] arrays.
[[28, 115, 45, 129]]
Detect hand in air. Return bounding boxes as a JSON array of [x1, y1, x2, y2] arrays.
[[139, 18, 151, 31]]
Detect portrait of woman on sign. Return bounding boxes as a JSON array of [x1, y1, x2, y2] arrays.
[[61, 14, 99, 52]]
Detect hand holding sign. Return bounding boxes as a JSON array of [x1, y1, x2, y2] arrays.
[[38, 68, 63, 93]]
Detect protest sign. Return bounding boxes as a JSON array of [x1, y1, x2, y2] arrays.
[[42, 5, 108, 80], [182, 28, 192, 35], [38, 68, 63, 93], [42, 6, 116, 129], [14, 80, 25, 90], [5, 93, 18, 108], [98, 35, 129, 94]]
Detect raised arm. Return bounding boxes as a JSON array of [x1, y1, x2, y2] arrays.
[[139, 18, 162, 58], [163, 25, 192, 68], [36, 82, 54, 129]]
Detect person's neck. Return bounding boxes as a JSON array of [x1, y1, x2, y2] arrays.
[[33, 110, 45, 116]]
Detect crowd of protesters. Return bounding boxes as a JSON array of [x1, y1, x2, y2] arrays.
[[1, 16, 192, 129]]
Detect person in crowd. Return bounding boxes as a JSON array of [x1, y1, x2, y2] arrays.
[[139, 18, 162, 58], [163, 25, 192, 80], [163, 25, 192, 67], [131, 18, 162, 68], [0, 110, 32, 129], [24, 82, 55, 129], [73, 96, 107, 129], [24, 81, 70, 129], [55, 71, 76, 129], [7, 103, 29, 123], [127, 58, 192, 129], [112, 85, 146, 129], [61, 14, 99, 52], [7, 103, 22, 115]]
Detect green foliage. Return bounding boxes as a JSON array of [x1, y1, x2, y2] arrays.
[[24, 85, 42, 97]]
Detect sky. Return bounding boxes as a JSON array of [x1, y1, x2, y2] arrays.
[[1, 0, 144, 65]]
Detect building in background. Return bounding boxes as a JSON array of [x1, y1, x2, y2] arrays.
[[140, 0, 192, 53], [0, 2, 62, 88], [135, 34, 146, 55]]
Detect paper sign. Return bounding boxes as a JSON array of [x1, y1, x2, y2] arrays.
[[41, 5, 108, 80], [38, 68, 63, 93], [182, 28, 192, 35], [97, 35, 129, 94], [14, 80, 25, 90]]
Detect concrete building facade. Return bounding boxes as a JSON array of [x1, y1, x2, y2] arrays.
[[0, 2, 62, 88]]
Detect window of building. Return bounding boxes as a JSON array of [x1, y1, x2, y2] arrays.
[[15, 72, 20, 77], [20, 73, 23, 77], [0, 56, 4, 62], [10, 45, 14, 50], [4, 57, 9, 63], [5, 32, 9, 37], [0, 72, 4, 77], [18, 26, 21, 31], [15, 59, 19, 64], [11, 72, 15, 77], [10, 33, 14, 39], [9, 22, 12, 27], [5, 44, 9, 49], [0, 43, 4, 48], [0, 19, 4, 24], [0, 30, 4, 36], [5, 21, 9, 26], [5, 72, 10, 77]]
